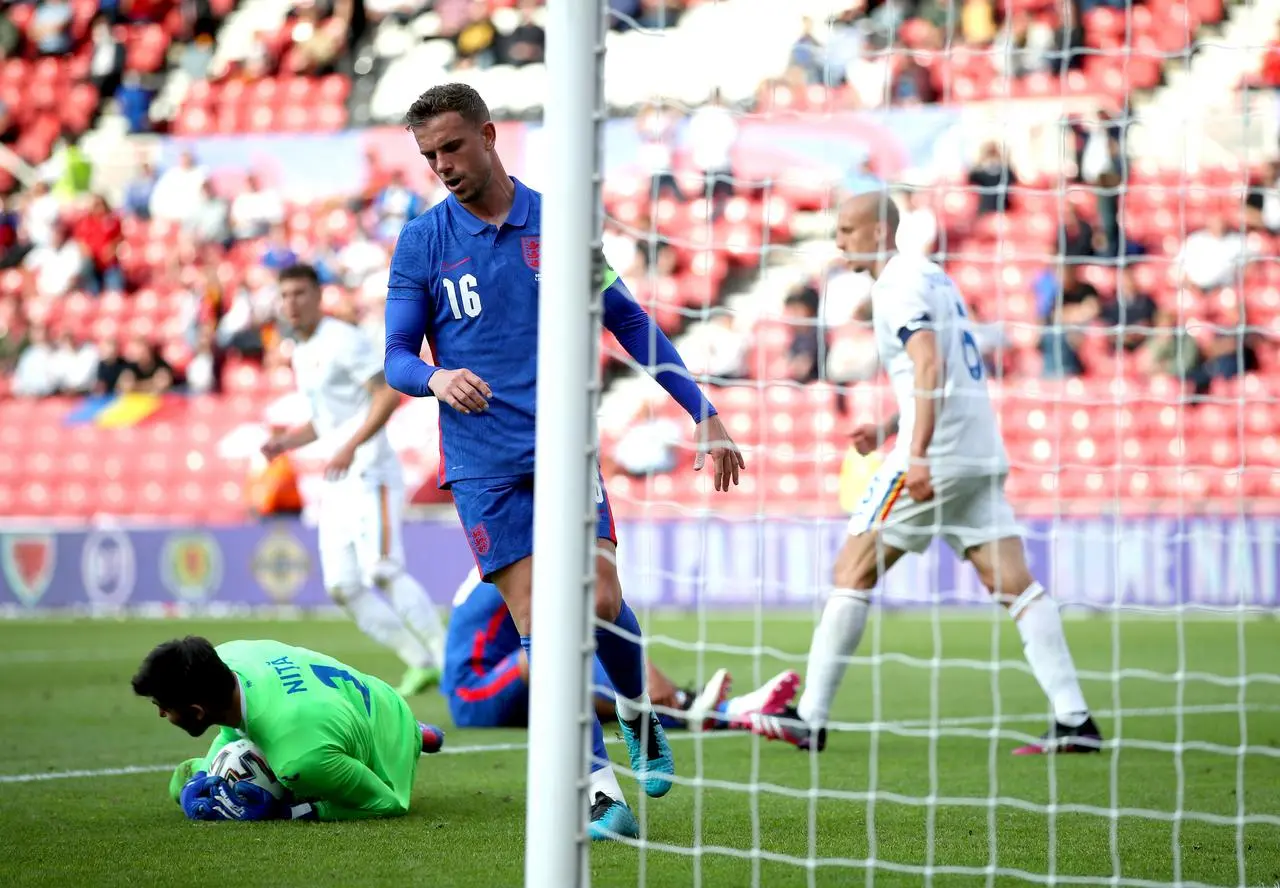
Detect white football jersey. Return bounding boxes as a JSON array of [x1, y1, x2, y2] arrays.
[[291, 316, 401, 484], [870, 254, 1008, 479]]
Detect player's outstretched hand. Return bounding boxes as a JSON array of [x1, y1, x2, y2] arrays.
[[180, 772, 283, 822], [693, 415, 745, 492], [429, 368, 492, 414], [849, 424, 881, 456]]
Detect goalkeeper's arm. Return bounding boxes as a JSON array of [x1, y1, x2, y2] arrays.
[[275, 748, 410, 821]]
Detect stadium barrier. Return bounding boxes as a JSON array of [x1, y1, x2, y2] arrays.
[[1, 516, 1275, 613]]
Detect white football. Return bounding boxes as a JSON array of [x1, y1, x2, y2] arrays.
[[207, 739, 290, 801]]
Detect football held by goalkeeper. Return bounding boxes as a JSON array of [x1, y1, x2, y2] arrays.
[[750, 191, 1104, 756], [382, 82, 746, 841]]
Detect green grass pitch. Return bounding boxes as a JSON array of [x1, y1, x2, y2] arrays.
[[1, 614, 1278, 888]]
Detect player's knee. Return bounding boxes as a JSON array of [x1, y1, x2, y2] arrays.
[[365, 559, 402, 590], [832, 536, 880, 592]]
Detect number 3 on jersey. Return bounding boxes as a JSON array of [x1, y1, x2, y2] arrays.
[[443, 274, 482, 320]]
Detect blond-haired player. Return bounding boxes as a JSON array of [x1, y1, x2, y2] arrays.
[[750, 193, 1102, 755], [263, 263, 447, 698]]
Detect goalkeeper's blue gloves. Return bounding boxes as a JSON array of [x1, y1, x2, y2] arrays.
[[179, 772, 283, 822]]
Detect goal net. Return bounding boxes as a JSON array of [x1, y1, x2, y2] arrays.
[[563, 0, 1280, 885]]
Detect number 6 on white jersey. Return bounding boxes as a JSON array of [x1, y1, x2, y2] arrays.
[[443, 274, 482, 320]]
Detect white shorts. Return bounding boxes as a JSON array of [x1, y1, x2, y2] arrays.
[[316, 478, 405, 590], [847, 469, 1021, 556]]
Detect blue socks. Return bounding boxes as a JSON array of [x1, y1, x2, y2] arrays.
[[594, 600, 645, 703], [524, 634, 611, 773]]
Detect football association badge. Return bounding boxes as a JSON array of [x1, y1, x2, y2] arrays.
[[469, 523, 491, 557], [521, 236, 540, 271], [1, 533, 55, 607], [160, 532, 223, 602], [251, 527, 310, 604], [82, 528, 136, 609]]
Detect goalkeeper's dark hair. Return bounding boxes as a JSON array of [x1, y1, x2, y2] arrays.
[[404, 83, 491, 130], [131, 636, 236, 710]]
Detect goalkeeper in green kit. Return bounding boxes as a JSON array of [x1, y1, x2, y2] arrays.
[[132, 636, 446, 821]]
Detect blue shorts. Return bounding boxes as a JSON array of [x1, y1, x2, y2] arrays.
[[452, 472, 617, 580], [448, 654, 613, 728]]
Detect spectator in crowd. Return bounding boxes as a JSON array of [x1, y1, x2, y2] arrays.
[[1045, 0, 1086, 74], [1099, 266, 1157, 352], [230, 173, 285, 241], [187, 180, 232, 245], [335, 226, 389, 289], [1188, 302, 1261, 396], [636, 211, 678, 275], [88, 14, 127, 99], [688, 90, 738, 209], [284, 0, 347, 75], [150, 150, 208, 222], [25, 223, 86, 299], [94, 337, 130, 395], [31, 0, 74, 55], [847, 34, 894, 109], [371, 169, 425, 242], [184, 326, 221, 394], [636, 0, 683, 29], [0, 299, 25, 374], [783, 283, 823, 383], [259, 223, 299, 271], [915, 0, 959, 47], [686, 310, 747, 381], [178, 32, 215, 79], [116, 70, 158, 134], [993, 11, 1042, 78], [72, 195, 125, 293], [790, 16, 824, 84], [23, 180, 61, 248], [1074, 109, 1125, 256], [1037, 262, 1099, 378], [122, 161, 158, 220], [961, 0, 997, 45], [1146, 308, 1200, 381], [499, 0, 545, 67], [1245, 159, 1280, 233], [613, 415, 683, 476], [636, 101, 683, 203], [44, 130, 94, 204], [0, 5, 22, 58], [895, 188, 938, 256], [968, 142, 1015, 215], [50, 330, 99, 394], [217, 266, 277, 358], [1174, 215, 1246, 293], [1058, 204, 1094, 258], [0, 194, 25, 267], [0, 100, 18, 145], [891, 49, 936, 105], [823, 5, 866, 86], [602, 219, 642, 280], [117, 336, 176, 394], [11, 326, 56, 398], [180, 0, 221, 40], [454, 0, 498, 68]]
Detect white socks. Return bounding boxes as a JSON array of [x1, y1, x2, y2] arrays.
[[614, 692, 653, 723], [796, 590, 872, 725], [589, 764, 625, 804], [1010, 583, 1090, 727], [335, 584, 436, 671], [387, 571, 447, 667]]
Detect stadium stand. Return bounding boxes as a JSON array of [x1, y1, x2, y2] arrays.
[[0, 0, 1275, 524]]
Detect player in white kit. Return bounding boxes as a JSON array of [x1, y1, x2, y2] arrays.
[[263, 263, 447, 698], [750, 192, 1103, 755]]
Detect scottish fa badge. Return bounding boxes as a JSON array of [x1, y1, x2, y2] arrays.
[[1, 533, 56, 607]]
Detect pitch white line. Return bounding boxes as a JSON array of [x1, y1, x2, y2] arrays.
[[3, 703, 1276, 786]]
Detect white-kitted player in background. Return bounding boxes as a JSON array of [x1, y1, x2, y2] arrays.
[[750, 192, 1102, 755], [263, 263, 447, 698]]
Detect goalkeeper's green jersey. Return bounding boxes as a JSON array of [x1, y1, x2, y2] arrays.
[[171, 639, 420, 821]]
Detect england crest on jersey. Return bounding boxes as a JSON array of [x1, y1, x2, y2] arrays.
[[2, 533, 55, 607], [521, 236, 540, 271]]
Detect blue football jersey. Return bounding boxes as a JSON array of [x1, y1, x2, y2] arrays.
[[386, 179, 543, 485], [441, 572, 521, 698]]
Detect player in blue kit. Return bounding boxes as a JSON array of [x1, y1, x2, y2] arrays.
[[443, 567, 801, 732], [384, 83, 746, 841]]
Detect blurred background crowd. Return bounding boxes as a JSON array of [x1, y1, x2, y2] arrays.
[[0, 0, 1276, 520]]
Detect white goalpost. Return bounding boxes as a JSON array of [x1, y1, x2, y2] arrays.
[[525, 0, 606, 886], [527, 1, 1280, 886]]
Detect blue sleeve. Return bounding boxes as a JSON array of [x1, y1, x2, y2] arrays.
[[602, 273, 716, 422], [384, 224, 441, 398]]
